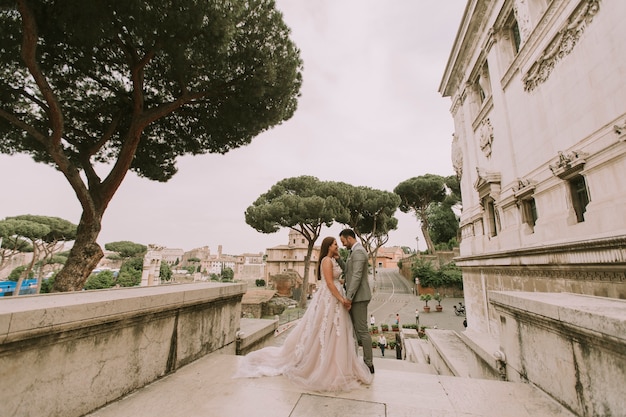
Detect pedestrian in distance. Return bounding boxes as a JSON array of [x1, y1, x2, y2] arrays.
[[378, 334, 387, 357], [395, 332, 403, 360]]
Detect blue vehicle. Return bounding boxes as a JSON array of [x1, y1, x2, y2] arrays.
[[0, 279, 39, 297]]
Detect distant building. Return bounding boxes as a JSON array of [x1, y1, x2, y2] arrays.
[[160, 248, 184, 266], [182, 246, 211, 266], [234, 252, 265, 280], [140, 245, 164, 286], [181, 245, 238, 277], [372, 246, 407, 269], [265, 230, 320, 297]]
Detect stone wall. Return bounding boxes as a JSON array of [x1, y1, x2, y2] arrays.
[[459, 236, 626, 339], [236, 318, 279, 356], [0, 282, 245, 417], [491, 291, 626, 417]]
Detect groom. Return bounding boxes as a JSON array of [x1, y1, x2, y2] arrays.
[[339, 229, 374, 374]]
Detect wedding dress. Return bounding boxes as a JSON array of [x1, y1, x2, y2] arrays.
[[234, 257, 373, 392]]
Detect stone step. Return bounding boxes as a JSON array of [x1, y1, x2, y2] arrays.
[[427, 328, 472, 377], [374, 354, 437, 374], [403, 338, 430, 365], [85, 353, 577, 417]]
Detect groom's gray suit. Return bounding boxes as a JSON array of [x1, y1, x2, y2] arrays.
[[344, 242, 373, 368]]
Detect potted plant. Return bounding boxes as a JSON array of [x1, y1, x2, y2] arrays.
[[381, 323, 389, 332], [420, 294, 432, 312], [434, 293, 444, 312], [418, 326, 427, 338], [391, 323, 399, 331], [370, 325, 378, 334]]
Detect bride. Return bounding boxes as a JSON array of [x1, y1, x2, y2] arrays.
[[234, 236, 373, 392]]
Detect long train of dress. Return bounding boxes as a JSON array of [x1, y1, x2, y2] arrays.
[[234, 258, 373, 392]]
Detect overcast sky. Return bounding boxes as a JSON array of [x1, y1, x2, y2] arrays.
[[0, 1, 466, 255]]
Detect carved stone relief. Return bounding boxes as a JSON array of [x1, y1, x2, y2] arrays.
[[523, 0, 600, 92], [513, 178, 535, 200], [451, 133, 463, 179], [478, 118, 494, 158], [549, 150, 588, 179], [486, 267, 626, 283]]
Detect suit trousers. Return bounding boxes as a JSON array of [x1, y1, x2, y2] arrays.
[[350, 300, 372, 366]]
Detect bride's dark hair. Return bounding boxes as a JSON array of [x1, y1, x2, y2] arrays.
[[317, 236, 335, 280]]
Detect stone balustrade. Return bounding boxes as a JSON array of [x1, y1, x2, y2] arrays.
[[0, 282, 245, 417]]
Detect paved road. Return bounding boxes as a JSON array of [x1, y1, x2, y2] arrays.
[[370, 268, 466, 333]]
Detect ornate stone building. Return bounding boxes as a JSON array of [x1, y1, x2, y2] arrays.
[[264, 230, 320, 297], [441, 0, 625, 330], [439, 1, 625, 415]]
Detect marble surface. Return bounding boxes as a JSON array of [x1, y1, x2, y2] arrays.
[[85, 352, 576, 417]]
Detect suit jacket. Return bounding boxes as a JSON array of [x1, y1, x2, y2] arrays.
[[344, 243, 371, 302]]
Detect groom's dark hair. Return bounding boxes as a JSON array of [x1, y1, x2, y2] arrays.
[[339, 229, 356, 239]]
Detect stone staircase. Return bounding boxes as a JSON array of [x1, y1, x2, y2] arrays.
[[82, 319, 580, 417]]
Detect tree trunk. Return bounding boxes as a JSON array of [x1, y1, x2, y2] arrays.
[[299, 243, 314, 309], [52, 214, 103, 292], [12, 242, 39, 297], [421, 222, 436, 254], [371, 249, 378, 283]]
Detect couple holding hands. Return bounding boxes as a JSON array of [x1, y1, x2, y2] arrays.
[[235, 229, 374, 392]]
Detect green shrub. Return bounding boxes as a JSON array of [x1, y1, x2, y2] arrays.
[[7, 265, 34, 281], [411, 258, 463, 290], [84, 270, 115, 290], [40, 275, 56, 293], [438, 262, 463, 290], [411, 258, 437, 287]]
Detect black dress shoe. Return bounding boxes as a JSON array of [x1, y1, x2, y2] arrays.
[[367, 363, 375, 374]]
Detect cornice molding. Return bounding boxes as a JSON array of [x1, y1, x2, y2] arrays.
[[456, 235, 626, 269]]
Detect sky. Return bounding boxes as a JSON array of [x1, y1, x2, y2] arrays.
[[0, 1, 467, 255]]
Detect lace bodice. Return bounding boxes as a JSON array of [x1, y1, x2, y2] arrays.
[[321, 257, 343, 282]]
